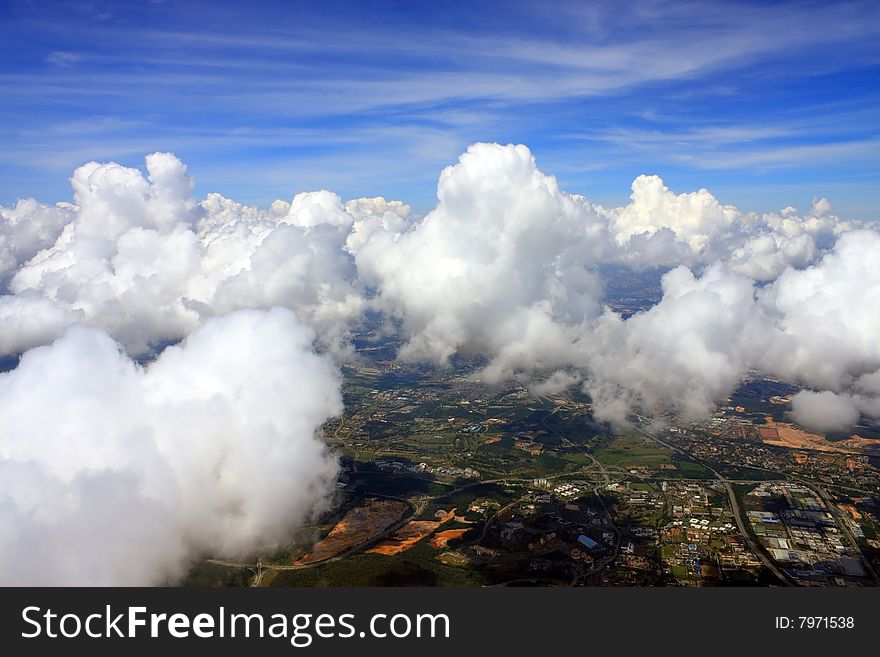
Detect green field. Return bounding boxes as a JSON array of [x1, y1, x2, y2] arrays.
[[594, 434, 674, 467]]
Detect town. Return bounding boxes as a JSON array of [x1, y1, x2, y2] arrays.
[[186, 335, 880, 588]]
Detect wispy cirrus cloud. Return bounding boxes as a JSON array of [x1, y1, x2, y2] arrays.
[[45, 50, 82, 67], [1, 0, 877, 213]]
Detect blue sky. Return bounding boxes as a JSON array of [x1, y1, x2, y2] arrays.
[[1, 0, 878, 217]]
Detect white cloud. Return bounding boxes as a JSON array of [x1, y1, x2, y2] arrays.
[[4, 154, 366, 357], [597, 180, 852, 280], [603, 174, 738, 255], [530, 370, 582, 397], [0, 308, 341, 585], [759, 230, 880, 392], [6, 144, 865, 366], [790, 390, 861, 433], [582, 227, 880, 427], [0, 293, 83, 355], [0, 199, 73, 288], [583, 264, 768, 425], [46, 51, 82, 67], [354, 142, 605, 376], [351, 143, 873, 420]]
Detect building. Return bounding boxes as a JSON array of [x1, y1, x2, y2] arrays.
[[577, 534, 599, 550]]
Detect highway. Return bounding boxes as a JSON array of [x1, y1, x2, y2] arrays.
[[808, 482, 880, 584], [633, 425, 796, 586]]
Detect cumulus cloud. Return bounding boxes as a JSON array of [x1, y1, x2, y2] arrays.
[[0, 308, 341, 585], [790, 390, 861, 433], [726, 199, 847, 281], [3, 155, 366, 357], [4, 143, 865, 370], [529, 370, 582, 397], [0, 292, 83, 355], [580, 228, 880, 428], [758, 230, 880, 392], [350, 142, 875, 428], [0, 198, 73, 287], [603, 174, 738, 256], [344, 196, 411, 256], [583, 264, 769, 425], [596, 177, 852, 280], [355, 143, 605, 376]]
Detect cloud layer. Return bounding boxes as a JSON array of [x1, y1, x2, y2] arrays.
[[2, 143, 877, 429]]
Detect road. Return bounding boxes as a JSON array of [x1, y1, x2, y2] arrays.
[[632, 426, 795, 586], [637, 425, 880, 586], [806, 482, 880, 584], [208, 492, 423, 585], [531, 394, 624, 583]]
